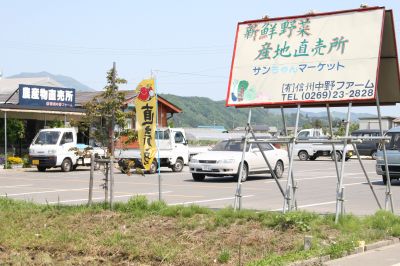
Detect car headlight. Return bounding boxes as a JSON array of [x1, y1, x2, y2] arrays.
[[190, 158, 199, 163], [217, 159, 235, 164], [48, 149, 57, 154]]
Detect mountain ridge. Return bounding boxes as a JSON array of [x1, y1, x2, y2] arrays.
[[8, 71, 94, 92]]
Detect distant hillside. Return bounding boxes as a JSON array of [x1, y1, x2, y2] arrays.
[[8, 71, 94, 92], [161, 94, 374, 130]]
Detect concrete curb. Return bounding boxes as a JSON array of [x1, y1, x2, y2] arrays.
[[289, 238, 400, 266]]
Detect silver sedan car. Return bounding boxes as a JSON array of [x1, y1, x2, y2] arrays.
[[189, 138, 289, 182]]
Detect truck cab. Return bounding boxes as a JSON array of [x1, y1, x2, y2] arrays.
[[29, 128, 104, 172], [116, 127, 189, 174], [376, 126, 400, 184]]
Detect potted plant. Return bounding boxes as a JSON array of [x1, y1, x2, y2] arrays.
[[7, 156, 23, 169]]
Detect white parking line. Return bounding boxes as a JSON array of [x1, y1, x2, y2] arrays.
[[169, 195, 254, 206], [1, 188, 89, 197], [272, 200, 337, 211], [264, 172, 377, 183], [0, 184, 32, 189], [47, 191, 173, 204]]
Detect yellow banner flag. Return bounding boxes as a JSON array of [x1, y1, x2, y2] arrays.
[[135, 79, 157, 171]]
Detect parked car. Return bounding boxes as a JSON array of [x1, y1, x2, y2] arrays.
[[189, 138, 289, 182], [376, 126, 400, 184], [351, 129, 382, 159]]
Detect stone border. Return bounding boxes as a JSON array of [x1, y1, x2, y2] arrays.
[[288, 237, 400, 266]]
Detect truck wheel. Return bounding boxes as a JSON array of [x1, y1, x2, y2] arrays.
[[382, 175, 392, 185], [371, 151, 377, 160], [37, 166, 46, 172], [61, 158, 73, 172], [148, 160, 158, 174], [274, 160, 284, 179], [331, 151, 342, 161], [192, 173, 205, 181], [298, 151, 309, 161], [172, 159, 184, 172], [309, 156, 317, 161]]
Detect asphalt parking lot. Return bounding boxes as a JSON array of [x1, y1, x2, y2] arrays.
[[0, 158, 398, 215]]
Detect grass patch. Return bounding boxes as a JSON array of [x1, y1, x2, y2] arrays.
[[0, 196, 399, 265]]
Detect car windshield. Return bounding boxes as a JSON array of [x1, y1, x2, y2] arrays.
[[211, 140, 249, 152], [34, 131, 61, 145]]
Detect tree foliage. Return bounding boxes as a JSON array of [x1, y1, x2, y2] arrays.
[[74, 67, 137, 154]]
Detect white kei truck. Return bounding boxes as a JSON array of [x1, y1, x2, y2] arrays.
[[294, 128, 353, 161], [116, 127, 190, 174], [29, 127, 105, 172]]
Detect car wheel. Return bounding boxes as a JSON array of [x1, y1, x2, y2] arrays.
[[172, 159, 184, 172], [331, 151, 342, 161], [148, 160, 158, 174], [298, 151, 309, 161], [192, 173, 205, 181], [371, 151, 378, 160], [274, 160, 284, 179], [37, 166, 46, 172], [235, 163, 248, 182], [309, 155, 317, 161], [61, 158, 73, 172]]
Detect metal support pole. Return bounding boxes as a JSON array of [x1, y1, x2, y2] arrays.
[[376, 93, 394, 212], [281, 107, 297, 210], [326, 104, 340, 181], [4, 111, 7, 169], [335, 103, 352, 223], [154, 74, 162, 201], [88, 153, 95, 205], [249, 129, 285, 197], [351, 143, 382, 209], [283, 104, 300, 213], [234, 109, 251, 211]]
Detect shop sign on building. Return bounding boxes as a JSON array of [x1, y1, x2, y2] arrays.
[[18, 84, 75, 107]]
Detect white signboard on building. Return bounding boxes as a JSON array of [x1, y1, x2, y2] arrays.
[[226, 7, 386, 107]]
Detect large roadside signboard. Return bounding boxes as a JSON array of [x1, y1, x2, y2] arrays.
[[226, 7, 399, 107], [18, 84, 75, 108]]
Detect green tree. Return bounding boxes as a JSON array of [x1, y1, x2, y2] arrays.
[[74, 67, 137, 155], [0, 119, 25, 155]]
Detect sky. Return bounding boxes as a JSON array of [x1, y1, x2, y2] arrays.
[[0, 0, 400, 115]]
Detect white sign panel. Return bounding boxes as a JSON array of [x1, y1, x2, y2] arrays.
[[226, 8, 385, 107]]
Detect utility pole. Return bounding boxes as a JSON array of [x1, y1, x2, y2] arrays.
[[109, 62, 116, 210]]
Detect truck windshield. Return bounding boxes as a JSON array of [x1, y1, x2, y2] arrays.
[[384, 132, 400, 150], [34, 131, 61, 145]]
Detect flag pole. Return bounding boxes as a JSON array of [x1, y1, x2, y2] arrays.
[[152, 70, 162, 201]]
